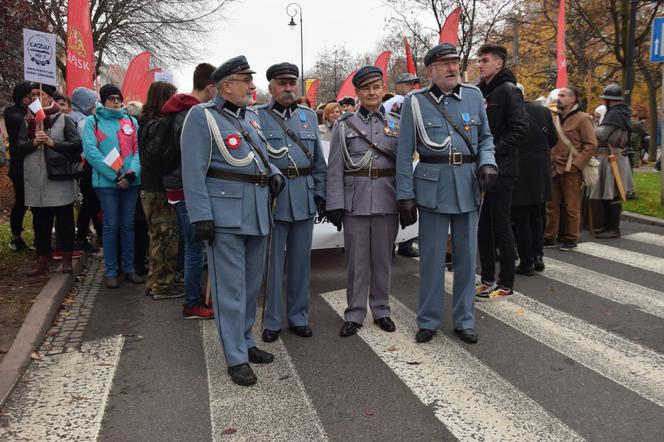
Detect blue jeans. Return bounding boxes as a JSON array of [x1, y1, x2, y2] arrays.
[[96, 186, 139, 277], [175, 202, 205, 307]]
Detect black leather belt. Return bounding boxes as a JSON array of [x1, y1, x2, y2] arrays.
[[344, 168, 396, 178], [207, 168, 268, 186], [279, 167, 312, 179], [420, 153, 476, 165]]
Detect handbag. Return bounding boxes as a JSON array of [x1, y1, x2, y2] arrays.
[[43, 147, 84, 181], [554, 115, 599, 187]]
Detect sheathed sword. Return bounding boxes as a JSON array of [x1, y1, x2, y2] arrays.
[[608, 147, 627, 201], [260, 197, 277, 330]]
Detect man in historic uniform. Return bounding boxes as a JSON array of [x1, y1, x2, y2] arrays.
[[326, 66, 400, 337], [338, 96, 357, 113], [396, 43, 497, 344], [180, 56, 285, 386], [255, 62, 327, 343]]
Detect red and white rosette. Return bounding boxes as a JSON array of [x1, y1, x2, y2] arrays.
[[225, 134, 241, 149]]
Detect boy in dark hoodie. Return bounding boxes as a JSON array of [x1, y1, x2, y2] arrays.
[[475, 43, 527, 302], [161, 62, 216, 319]]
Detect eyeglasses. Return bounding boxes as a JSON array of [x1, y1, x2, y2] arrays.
[[106, 96, 122, 103], [226, 76, 254, 84]]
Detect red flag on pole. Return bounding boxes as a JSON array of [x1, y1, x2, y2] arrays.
[[438, 7, 462, 45], [306, 79, 320, 106], [404, 37, 416, 75], [555, 0, 568, 88], [374, 51, 392, 89], [336, 70, 358, 101], [66, 0, 95, 95], [122, 52, 152, 103]]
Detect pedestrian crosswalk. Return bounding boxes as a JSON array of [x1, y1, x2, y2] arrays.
[[1, 230, 664, 441]]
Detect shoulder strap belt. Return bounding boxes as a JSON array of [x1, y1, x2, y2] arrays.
[[421, 92, 479, 165], [343, 118, 396, 161], [265, 108, 314, 167], [213, 105, 271, 172]]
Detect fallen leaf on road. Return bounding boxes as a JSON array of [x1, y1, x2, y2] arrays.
[[61, 312, 70, 318], [406, 361, 421, 365], [516, 308, 524, 316], [387, 346, 397, 352], [222, 428, 237, 435], [364, 410, 374, 417], [278, 375, 290, 381], [30, 352, 42, 360]]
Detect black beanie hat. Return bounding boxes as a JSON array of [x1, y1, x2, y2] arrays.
[[99, 84, 123, 104], [11, 82, 33, 105]]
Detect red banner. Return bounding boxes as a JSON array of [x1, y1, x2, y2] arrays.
[[374, 51, 392, 89], [122, 52, 152, 103], [555, 0, 568, 89], [306, 79, 320, 107], [66, 0, 95, 96], [404, 37, 416, 75], [439, 7, 461, 45], [336, 70, 358, 101]]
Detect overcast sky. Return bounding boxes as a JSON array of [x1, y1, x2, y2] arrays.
[[171, 0, 394, 92]]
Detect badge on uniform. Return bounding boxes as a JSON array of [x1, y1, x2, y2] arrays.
[[225, 134, 241, 149], [122, 123, 133, 135], [384, 119, 396, 136], [462, 112, 471, 132]]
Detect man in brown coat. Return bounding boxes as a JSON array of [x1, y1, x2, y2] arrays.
[[544, 86, 597, 251]]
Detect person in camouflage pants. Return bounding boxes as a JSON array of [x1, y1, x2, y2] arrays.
[[141, 191, 180, 299]]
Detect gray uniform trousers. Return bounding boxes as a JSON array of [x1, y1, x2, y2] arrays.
[[207, 233, 267, 367], [344, 213, 399, 323], [417, 209, 477, 332], [264, 218, 314, 330]]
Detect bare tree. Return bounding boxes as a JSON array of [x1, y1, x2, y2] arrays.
[[29, 0, 234, 78], [307, 45, 355, 103]]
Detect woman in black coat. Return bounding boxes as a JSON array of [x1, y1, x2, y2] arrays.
[[512, 101, 558, 274]]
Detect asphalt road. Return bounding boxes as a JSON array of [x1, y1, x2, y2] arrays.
[[1, 219, 663, 441]]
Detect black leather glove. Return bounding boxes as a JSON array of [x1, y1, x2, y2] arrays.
[[314, 196, 326, 220], [268, 174, 285, 198], [326, 209, 344, 231], [193, 220, 215, 243], [478, 165, 499, 193], [398, 199, 418, 229]]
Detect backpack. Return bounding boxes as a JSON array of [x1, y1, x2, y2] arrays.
[[137, 114, 179, 174]]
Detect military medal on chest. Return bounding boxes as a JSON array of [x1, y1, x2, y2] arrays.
[[299, 110, 308, 128], [384, 119, 397, 136], [462, 112, 471, 132]]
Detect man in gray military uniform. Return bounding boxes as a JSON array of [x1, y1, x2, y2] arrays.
[[181, 56, 285, 386], [255, 62, 327, 343], [326, 66, 400, 337], [396, 43, 498, 344]]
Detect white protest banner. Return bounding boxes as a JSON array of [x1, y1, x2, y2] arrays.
[[154, 72, 174, 83], [23, 28, 58, 86]]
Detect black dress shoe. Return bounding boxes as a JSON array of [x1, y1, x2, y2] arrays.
[[415, 328, 436, 343], [248, 346, 274, 364], [515, 264, 535, 276], [262, 329, 280, 343], [454, 328, 478, 344], [397, 245, 419, 258], [290, 325, 313, 338], [374, 317, 396, 332], [533, 256, 545, 272], [339, 321, 362, 337], [227, 363, 257, 386]]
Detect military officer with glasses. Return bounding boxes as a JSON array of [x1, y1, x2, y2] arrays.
[[326, 66, 400, 338], [255, 62, 327, 343], [181, 56, 285, 386], [396, 43, 498, 345]]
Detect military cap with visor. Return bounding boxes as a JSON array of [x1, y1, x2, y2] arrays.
[[352, 66, 384, 88], [424, 43, 459, 66], [266, 62, 299, 81], [395, 73, 420, 84], [211, 55, 256, 82]]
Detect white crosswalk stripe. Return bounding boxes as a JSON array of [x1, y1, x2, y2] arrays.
[[0, 335, 124, 441], [542, 257, 664, 319], [623, 232, 664, 247], [441, 273, 664, 407], [320, 289, 584, 442], [201, 321, 327, 441], [575, 242, 664, 274]]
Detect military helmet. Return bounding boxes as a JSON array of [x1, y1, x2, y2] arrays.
[[600, 83, 623, 101]]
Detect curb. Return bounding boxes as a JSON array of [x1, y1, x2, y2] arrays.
[[622, 211, 664, 227], [0, 254, 87, 406]]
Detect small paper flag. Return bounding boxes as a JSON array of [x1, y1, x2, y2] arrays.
[[28, 99, 46, 123], [103, 147, 124, 172]]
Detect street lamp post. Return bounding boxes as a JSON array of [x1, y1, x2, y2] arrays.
[[287, 2, 305, 96]]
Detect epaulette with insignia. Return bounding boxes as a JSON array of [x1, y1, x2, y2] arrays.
[[296, 104, 315, 115], [388, 111, 401, 120], [199, 101, 216, 108], [246, 106, 258, 116], [253, 103, 268, 111], [461, 83, 481, 92], [408, 88, 426, 97]]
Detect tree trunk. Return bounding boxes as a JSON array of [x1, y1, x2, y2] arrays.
[[638, 59, 660, 161]]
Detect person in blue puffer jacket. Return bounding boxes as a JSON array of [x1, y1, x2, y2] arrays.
[[82, 84, 145, 288]]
